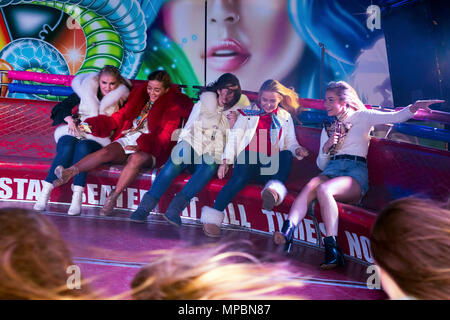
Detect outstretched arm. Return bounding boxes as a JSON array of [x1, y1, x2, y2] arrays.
[[408, 99, 445, 113], [367, 99, 445, 126]]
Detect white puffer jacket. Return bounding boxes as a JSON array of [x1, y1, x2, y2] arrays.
[[177, 92, 251, 163]]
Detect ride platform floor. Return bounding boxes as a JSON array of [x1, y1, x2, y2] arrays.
[[0, 201, 388, 300]]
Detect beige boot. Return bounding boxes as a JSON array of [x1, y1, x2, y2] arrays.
[[200, 206, 225, 237], [33, 181, 54, 211], [100, 192, 119, 216], [68, 186, 84, 216], [261, 180, 287, 211]]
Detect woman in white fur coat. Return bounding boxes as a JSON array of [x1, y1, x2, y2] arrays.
[[34, 65, 131, 215], [129, 73, 249, 226], [200, 79, 309, 237]]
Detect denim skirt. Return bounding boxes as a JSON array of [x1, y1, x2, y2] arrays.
[[321, 158, 369, 197]]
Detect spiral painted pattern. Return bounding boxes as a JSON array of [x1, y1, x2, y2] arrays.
[[0, 38, 69, 99], [0, 0, 150, 78]]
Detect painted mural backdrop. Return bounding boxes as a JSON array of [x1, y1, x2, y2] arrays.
[[0, 0, 392, 106]]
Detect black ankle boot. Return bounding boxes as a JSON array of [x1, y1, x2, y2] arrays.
[[163, 193, 191, 226], [129, 193, 158, 223], [273, 219, 296, 253], [320, 236, 345, 270]]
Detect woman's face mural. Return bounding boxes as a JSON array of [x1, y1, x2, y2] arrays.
[[0, 0, 395, 107], [162, 0, 305, 91]]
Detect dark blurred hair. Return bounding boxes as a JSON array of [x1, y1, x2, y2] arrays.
[[202, 73, 242, 109], [147, 69, 173, 90], [370, 197, 450, 300]]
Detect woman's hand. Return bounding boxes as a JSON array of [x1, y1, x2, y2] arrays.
[[78, 122, 92, 134], [226, 111, 238, 128], [65, 116, 80, 137], [217, 163, 229, 179], [409, 99, 445, 113], [124, 145, 140, 152], [322, 132, 339, 154], [295, 146, 309, 158]]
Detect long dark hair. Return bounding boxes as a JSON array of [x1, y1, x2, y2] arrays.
[[202, 73, 242, 109]]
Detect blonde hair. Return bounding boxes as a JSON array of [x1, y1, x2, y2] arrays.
[[326, 81, 366, 111], [258, 79, 303, 118], [0, 208, 98, 300], [130, 242, 304, 300], [99, 65, 132, 91], [371, 197, 450, 300]]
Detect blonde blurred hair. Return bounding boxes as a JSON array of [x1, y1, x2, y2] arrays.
[[371, 197, 450, 300], [258, 79, 303, 118], [130, 242, 304, 300], [0, 208, 98, 300], [326, 81, 366, 111]]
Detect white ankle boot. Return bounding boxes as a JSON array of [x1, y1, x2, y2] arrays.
[[261, 180, 287, 211], [68, 186, 85, 216], [33, 181, 54, 211]]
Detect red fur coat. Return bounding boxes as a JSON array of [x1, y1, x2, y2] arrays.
[[85, 83, 193, 166]]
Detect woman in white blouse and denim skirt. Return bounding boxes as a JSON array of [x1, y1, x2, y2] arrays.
[[273, 80, 444, 270]]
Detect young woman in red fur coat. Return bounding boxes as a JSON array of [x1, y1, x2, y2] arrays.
[[52, 70, 193, 216]]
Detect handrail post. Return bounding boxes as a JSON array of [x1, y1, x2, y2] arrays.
[[319, 42, 325, 99]]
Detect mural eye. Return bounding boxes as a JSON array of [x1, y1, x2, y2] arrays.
[[2, 5, 64, 40]]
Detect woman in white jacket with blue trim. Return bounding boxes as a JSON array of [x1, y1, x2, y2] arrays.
[[201, 79, 309, 237]]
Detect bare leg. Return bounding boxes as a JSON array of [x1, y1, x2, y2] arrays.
[[54, 142, 127, 187], [315, 176, 361, 237], [288, 175, 329, 225], [273, 175, 328, 245], [73, 142, 127, 172], [101, 151, 154, 216]]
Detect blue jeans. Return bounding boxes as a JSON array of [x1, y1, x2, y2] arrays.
[[146, 141, 219, 200], [45, 135, 102, 187], [213, 150, 293, 211]]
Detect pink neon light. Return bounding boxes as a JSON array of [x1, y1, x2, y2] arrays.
[[7, 70, 74, 86]]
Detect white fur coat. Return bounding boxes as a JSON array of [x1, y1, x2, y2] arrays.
[[54, 72, 130, 146]]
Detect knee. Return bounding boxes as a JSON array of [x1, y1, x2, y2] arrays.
[[280, 150, 293, 161], [316, 183, 332, 200], [228, 174, 248, 189], [57, 136, 76, 152], [95, 147, 113, 162], [204, 164, 218, 177], [75, 141, 95, 157], [127, 152, 149, 168], [58, 135, 76, 144]]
